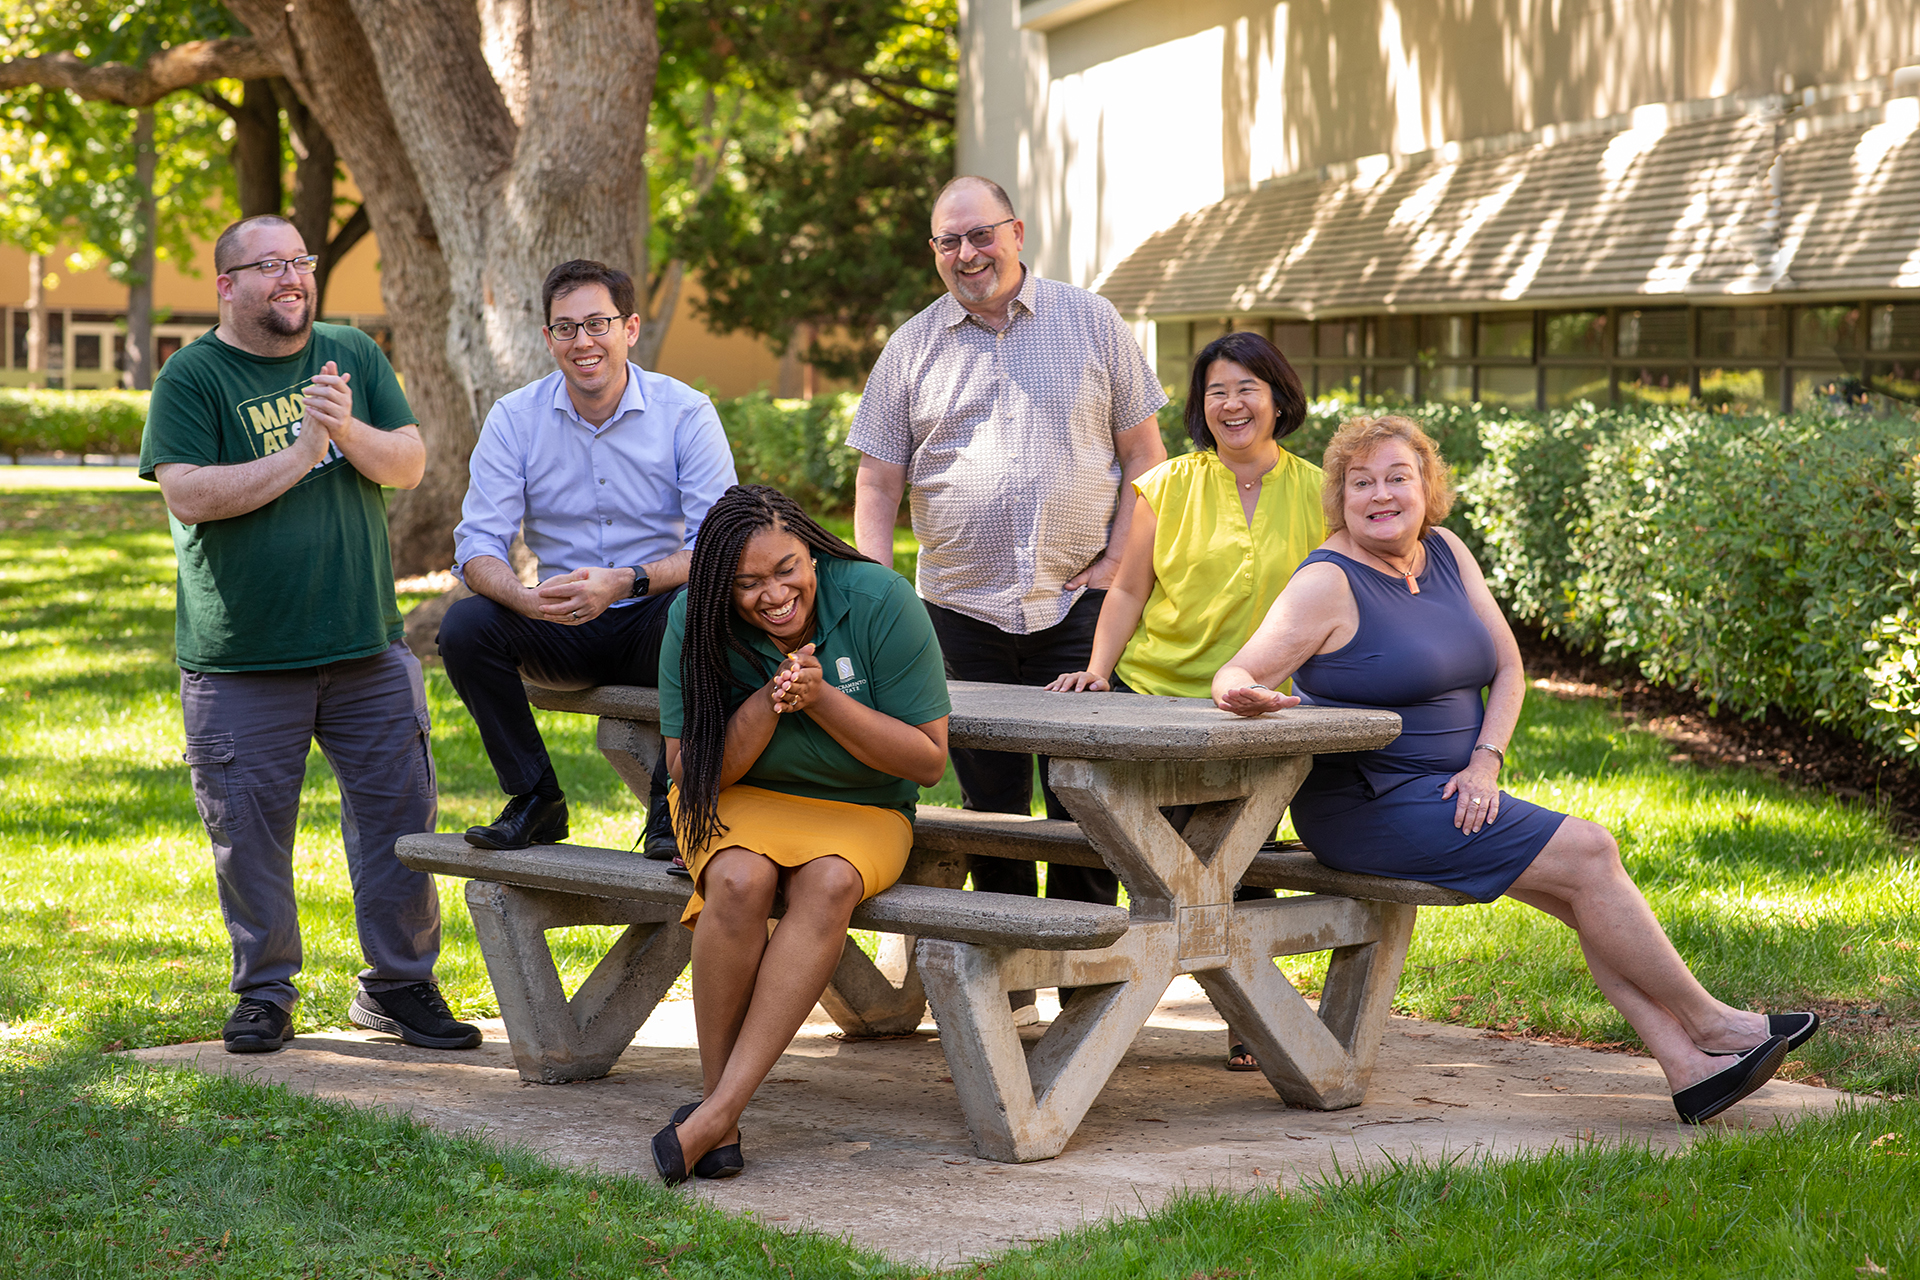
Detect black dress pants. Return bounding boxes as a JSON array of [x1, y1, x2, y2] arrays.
[[438, 589, 681, 796], [922, 592, 1118, 907]]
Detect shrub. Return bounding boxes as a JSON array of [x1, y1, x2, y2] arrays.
[[1462, 403, 1920, 757], [0, 390, 150, 461], [710, 391, 863, 515]]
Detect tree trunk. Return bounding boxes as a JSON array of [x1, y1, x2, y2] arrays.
[[125, 108, 157, 391], [228, 0, 476, 576], [227, 0, 660, 575], [24, 252, 46, 390], [228, 79, 284, 218], [348, 0, 658, 414]]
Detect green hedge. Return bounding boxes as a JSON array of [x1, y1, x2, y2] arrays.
[[0, 390, 150, 461], [1459, 406, 1920, 757]]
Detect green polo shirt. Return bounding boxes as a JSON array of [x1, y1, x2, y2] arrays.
[[659, 556, 952, 817]]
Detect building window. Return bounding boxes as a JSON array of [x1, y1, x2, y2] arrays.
[[1148, 301, 1915, 414]]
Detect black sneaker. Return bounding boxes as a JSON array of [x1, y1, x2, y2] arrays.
[[349, 983, 482, 1050], [223, 996, 294, 1054]]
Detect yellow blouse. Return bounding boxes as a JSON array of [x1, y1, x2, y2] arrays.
[[1113, 448, 1326, 698]]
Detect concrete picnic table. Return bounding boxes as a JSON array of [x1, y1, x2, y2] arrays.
[[402, 680, 1463, 1163]]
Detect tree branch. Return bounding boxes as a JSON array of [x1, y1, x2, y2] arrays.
[[0, 39, 283, 106]]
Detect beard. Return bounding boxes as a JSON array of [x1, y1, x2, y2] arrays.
[[949, 258, 1001, 304], [236, 292, 314, 345]]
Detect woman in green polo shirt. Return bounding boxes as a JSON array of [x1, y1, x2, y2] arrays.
[[1047, 330, 1321, 1071], [651, 484, 952, 1185]]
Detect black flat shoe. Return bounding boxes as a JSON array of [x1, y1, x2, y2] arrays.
[[1673, 1035, 1789, 1124], [651, 1120, 689, 1185], [1703, 1011, 1821, 1056], [669, 1102, 744, 1179], [465, 793, 569, 850]]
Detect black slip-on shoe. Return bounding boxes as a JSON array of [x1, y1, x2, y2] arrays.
[[652, 1121, 689, 1185], [1703, 1011, 1822, 1056], [668, 1102, 744, 1179], [642, 792, 678, 861], [222, 996, 294, 1054], [1673, 1035, 1789, 1124], [349, 983, 482, 1050], [465, 793, 568, 850]]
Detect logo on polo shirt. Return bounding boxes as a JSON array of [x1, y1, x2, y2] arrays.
[[834, 655, 867, 696]]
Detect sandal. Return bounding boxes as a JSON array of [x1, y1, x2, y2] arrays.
[[1226, 1042, 1260, 1072]]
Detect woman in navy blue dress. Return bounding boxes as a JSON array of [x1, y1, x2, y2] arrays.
[[1212, 415, 1816, 1125]]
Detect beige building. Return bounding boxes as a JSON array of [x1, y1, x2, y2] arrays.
[[0, 222, 791, 398], [962, 0, 1920, 411]]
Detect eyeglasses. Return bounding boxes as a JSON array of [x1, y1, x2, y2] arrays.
[[929, 218, 1016, 255], [225, 255, 319, 278], [544, 315, 628, 341]]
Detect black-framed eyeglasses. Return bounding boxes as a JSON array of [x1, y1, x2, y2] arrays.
[[224, 255, 319, 278], [544, 314, 628, 341], [929, 218, 1016, 255]]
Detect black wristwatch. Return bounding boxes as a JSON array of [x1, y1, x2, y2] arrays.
[[626, 566, 651, 599]]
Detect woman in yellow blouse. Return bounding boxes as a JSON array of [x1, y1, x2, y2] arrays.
[[1048, 329, 1321, 1069]]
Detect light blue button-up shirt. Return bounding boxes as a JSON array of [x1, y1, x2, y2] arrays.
[[452, 364, 738, 602]]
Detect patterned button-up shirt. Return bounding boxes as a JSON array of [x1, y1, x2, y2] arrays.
[[848, 269, 1167, 634]]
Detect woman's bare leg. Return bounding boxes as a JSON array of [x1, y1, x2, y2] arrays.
[[676, 854, 866, 1165], [1506, 817, 1767, 1091], [689, 847, 780, 1109]]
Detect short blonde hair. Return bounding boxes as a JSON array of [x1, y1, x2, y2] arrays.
[[1320, 415, 1455, 539]]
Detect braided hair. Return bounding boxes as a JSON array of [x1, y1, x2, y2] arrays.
[[676, 484, 876, 857]]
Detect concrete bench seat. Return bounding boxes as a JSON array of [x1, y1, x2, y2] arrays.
[[907, 807, 1476, 908], [399, 832, 1132, 950]]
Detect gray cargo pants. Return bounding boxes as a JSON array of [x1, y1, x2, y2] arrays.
[[181, 640, 441, 1011]]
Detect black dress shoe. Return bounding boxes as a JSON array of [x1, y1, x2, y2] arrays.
[[642, 789, 678, 861], [1673, 1035, 1789, 1124], [465, 793, 568, 850], [1704, 1011, 1821, 1056], [670, 1102, 744, 1179]]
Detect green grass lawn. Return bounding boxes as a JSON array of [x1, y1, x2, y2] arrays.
[[3, 479, 1917, 1277]]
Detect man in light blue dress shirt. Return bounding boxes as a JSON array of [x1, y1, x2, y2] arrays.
[[440, 260, 737, 852]]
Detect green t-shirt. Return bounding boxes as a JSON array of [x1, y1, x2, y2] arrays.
[[138, 324, 417, 672], [659, 557, 953, 818]]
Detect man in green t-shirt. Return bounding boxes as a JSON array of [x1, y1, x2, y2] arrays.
[[139, 214, 477, 1056]]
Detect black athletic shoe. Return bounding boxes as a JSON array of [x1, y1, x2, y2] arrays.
[[349, 983, 483, 1050], [642, 791, 678, 861], [222, 996, 294, 1054], [465, 793, 568, 850]]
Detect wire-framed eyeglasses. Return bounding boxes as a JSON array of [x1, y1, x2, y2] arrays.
[[544, 314, 628, 342], [225, 255, 319, 278], [929, 218, 1016, 255]]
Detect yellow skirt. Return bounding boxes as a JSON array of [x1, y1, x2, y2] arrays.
[[669, 784, 912, 930]]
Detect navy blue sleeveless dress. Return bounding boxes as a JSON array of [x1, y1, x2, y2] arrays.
[[1289, 535, 1566, 902]]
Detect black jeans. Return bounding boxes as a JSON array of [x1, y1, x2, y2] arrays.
[[438, 589, 681, 796], [923, 591, 1117, 907]]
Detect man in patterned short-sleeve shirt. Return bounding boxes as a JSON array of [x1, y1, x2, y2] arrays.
[[849, 176, 1167, 1009]]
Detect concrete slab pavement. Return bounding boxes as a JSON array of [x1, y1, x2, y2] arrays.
[[131, 978, 1842, 1267]]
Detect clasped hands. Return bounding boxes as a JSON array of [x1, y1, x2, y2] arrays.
[[532, 566, 631, 625], [769, 643, 821, 714]]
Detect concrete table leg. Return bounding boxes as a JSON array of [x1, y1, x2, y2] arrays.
[[916, 753, 1423, 1161], [818, 844, 969, 1037], [465, 880, 691, 1084]]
